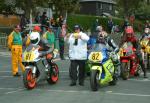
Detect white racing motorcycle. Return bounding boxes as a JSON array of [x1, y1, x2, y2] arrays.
[[22, 45, 59, 89]]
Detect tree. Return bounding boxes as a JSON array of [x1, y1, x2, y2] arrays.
[[115, 0, 143, 16], [0, 0, 80, 18], [51, 0, 80, 16]]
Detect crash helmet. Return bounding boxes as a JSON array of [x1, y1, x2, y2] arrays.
[[125, 26, 134, 38], [96, 26, 103, 32], [29, 32, 40, 45], [144, 27, 149, 34]]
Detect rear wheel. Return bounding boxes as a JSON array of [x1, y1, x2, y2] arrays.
[[23, 69, 36, 89], [47, 63, 59, 84], [121, 62, 130, 80], [90, 70, 99, 91]]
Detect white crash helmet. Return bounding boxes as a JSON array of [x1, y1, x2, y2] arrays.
[[29, 32, 40, 45]]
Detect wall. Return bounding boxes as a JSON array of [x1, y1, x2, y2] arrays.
[[0, 14, 20, 27]]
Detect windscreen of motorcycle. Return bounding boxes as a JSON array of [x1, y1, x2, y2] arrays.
[[122, 42, 133, 56], [23, 44, 40, 62], [88, 44, 108, 62]]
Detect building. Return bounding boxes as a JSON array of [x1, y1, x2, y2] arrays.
[[79, 0, 116, 16]]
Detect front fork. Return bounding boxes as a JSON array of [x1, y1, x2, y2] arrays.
[[25, 66, 37, 78], [91, 66, 102, 80]]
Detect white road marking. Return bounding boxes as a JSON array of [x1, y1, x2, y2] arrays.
[[0, 52, 11, 57], [0, 76, 13, 78], [0, 87, 18, 90], [0, 86, 150, 97], [128, 78, 150, 82], [106, 91, 150, 97], [5, 88, 25, 94], [35, 89, 150, 97]]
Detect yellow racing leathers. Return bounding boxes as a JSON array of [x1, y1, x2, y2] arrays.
[[8, 31, 25, 75]]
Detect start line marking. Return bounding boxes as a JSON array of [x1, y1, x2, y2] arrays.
[[35, 89, 150, 97], [1, 87, 150, 97]]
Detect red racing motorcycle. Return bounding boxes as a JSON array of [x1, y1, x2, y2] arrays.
[[119, 42, 142, 80]]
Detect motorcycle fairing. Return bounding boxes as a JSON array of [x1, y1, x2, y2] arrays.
[[100, 59, 114, 84]]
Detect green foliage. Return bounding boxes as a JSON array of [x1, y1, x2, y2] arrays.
[[67, 14, 143, 32], [115, 0, 143, 16], [135, 2, 150, 20], [51, 0, 80, 16]]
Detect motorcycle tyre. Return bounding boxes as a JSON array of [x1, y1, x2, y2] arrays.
[[121, 62, 130, 80], [23, 69, 36, 90], [90, 70, 99, 91], [47, 63, 59, 84]]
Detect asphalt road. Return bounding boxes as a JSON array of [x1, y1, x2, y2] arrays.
[[0, 52, 150, 103]]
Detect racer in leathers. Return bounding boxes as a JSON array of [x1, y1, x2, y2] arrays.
[[26, 32, 54, 60], [96, 28, 119, 53], [120, 26, 148, 78], [139, 27, 150, 41]]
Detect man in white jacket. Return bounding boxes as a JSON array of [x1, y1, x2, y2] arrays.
[[68, 25, 89, 86]]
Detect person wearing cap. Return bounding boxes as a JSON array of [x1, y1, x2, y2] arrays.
[[43, 26, 56, 51], [33, 25, 42, 33], [7, 25, 25, 77], [67, 24, 89, 86], [120, 26, 148, 78]]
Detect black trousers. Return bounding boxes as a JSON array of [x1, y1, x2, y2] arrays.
[[70, 60, 86, 83], [136, 51, 147, 76], [59, 38, 64, 59]]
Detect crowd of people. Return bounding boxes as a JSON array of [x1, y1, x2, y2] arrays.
[[7, 14, 150, 86]]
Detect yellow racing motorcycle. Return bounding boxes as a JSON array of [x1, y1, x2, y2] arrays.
[[88, 44, 118, 91], [140, 38, 150, 69]]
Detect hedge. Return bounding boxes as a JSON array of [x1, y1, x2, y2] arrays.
[[67, 14, 143, 32]]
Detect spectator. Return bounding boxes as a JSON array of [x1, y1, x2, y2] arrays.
[[34, 12, 41, 24], [129, 14, 135, 26], [7, 25, 25, 77], [145, 20, 150, 28], [91, 19, 100, 33], [107, 17, 114, 33], [123, 17, 129, 30], [40, 12, 49, 33], [43, 26, 56, 50], [59, 24, 67, 60], [20, 14, 28, 32], [67, 24, 89, 86], [58, 15, 64, 27], [50, 17, 56, 27]]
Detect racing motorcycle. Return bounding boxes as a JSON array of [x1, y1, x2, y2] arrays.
[[88, 44, 118, 91], [140, 38, 150, 70], [22, 45, 59, 89], [119, 42, 142, 80]]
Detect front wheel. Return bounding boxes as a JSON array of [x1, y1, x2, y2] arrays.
[[47, 63, 59, 84], [23, 69, 36, 89], [121, 62, 130, 80], [90, 70, 99, 91]]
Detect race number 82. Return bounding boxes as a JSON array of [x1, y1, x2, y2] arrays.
[[92, 53, 100, 60]]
